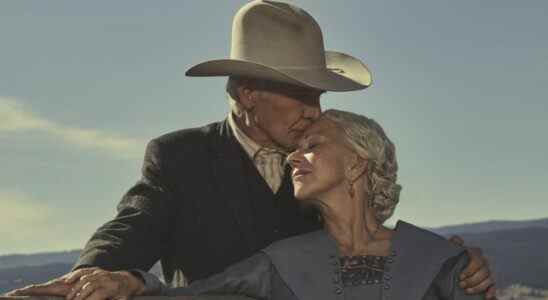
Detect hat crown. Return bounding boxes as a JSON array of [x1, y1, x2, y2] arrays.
[[231, 0, 326, 68], [185, 0, 371, 92]]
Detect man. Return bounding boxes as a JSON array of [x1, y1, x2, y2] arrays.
[[6, 1, 496, 299]]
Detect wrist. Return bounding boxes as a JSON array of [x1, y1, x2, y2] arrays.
[[121, 271, 146, 296]]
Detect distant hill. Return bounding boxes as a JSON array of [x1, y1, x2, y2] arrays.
[[457, 227, 548, 290], [0, 250, 80, 270], [1, 217, 547, 294], [429, 217, 548, 236], [0, 263, 72, 293], [429, 218, 548, 290]]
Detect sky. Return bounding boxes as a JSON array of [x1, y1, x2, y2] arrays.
[[0, 0, 547, 255]]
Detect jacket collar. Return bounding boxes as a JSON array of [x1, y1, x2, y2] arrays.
[[263, 220, 465, 300]]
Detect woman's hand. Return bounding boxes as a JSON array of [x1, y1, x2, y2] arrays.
[[65, 269, 145, 300]]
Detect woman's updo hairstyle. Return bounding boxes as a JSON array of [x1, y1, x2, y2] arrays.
[[322, 109, 402, 224]]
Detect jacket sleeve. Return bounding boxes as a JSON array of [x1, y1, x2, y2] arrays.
[[423, 252, 485, 300], [138, 252, 275, 300], [73, 139, 177, 272]]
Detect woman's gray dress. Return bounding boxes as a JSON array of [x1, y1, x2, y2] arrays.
[[139, 220, 483, 300]]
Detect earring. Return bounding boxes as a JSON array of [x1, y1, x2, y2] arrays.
[[347, 180, 355, 199], [368, 194, 375, 208]]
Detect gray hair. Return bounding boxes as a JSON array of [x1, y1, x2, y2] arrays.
[[226, 76, 322, 116], [226, 77, 245, 117], [226, 76, 279, 117], [322, 109, 402, 224]]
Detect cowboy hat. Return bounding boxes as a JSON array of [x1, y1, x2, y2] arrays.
[[186, 0, 372, 92]]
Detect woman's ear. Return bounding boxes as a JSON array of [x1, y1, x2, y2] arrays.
[[345, 154, 368, 183]]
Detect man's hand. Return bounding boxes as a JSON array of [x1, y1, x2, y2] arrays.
[[65, 268, 144, 300], [2, 267, 144, 300], [3, 273, 73, 297], [449, 235, 497, 300]]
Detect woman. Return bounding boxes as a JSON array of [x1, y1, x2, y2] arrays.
[[118, 109, 483, 300]]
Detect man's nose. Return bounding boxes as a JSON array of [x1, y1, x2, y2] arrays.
[[286, 149, 304, 169]]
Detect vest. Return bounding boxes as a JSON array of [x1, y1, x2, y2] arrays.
[[239, 145, 321, 251]]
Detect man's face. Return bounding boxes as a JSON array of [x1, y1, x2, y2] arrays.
[[251, 84, 323, 151]]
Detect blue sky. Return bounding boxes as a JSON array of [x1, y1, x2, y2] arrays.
[[0, 0, 546, 255]]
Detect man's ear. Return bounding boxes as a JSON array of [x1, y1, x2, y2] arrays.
[[237, 82, 258, 111]]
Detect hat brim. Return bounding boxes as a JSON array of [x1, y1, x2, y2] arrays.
[[185, 51, 371, 92]]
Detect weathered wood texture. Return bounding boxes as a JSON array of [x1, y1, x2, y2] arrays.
[[0, 296, 253, 300]]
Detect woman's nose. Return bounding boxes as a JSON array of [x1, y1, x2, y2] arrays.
[[286, 150, 304, 168]]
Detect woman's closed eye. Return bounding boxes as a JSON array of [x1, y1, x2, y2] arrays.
[[306, 142, 318, 150], [298, 134, 325, 151], [304, 137, 324, 150]]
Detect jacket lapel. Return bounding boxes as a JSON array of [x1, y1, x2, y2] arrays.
[[209, 119, 257, 252]]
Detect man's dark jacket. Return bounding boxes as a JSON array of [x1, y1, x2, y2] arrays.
[[75, 119, 321, 284]]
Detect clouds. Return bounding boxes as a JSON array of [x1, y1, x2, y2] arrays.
[[0, 188, 93, 254], [0, 189, 55, 253], [0, 97, 146, 159], [0, 189, 53, 225], [0, 97, 149, 254], [0, 97, 51, 131]]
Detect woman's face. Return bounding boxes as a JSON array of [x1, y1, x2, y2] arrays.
[[287, 117, 356, 201]]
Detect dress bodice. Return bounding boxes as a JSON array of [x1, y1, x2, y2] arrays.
[[139, 220, 484, 300]]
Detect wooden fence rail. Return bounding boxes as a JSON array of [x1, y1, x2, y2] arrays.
[[1, 296, 253, 300]]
